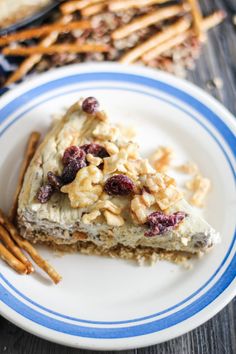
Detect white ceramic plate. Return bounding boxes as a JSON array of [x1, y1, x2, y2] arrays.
[[0, 63, 235, 350]]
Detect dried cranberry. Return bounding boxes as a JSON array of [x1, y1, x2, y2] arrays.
[[47, 171, 63, 190], [37, 184, 54, 203], [80, 143, 109, 158], [61, 159, 86, 184], [82, 97, 99, 114], [104, 174, 134, 196], [62, 146, 86, 165], [145, 211, 187, 237]]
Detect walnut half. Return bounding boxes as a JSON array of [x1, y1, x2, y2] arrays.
[[61, 165, 103, 208]]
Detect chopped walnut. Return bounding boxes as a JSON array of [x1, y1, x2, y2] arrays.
[[124, 160, 141, 181], [141, 190, 156, 207], [139, 159, 156, 175], [93, 122, 119, 141], [131, 190, 156, 224], [90, 199, 124, 227], [177, 161, 199, 175], [82, 210, 101, 224], [186, 174, 211, 207], [104, 210, 124, 226], [103, 149, 128, 174], [102, 141, 140, 176], [61, 165, 103, 208], [143, 173, 182, 210], [149, 146, 173, 172], [131, 194, 149, 224], [125, 142, 139, 160], [103, 141, 119, 155], [156, 184, 183, 210], [145, 173, 173, 193], [86, 153, 103, 166], [94, 200, 122, 215], [116, 124, 137, 140]]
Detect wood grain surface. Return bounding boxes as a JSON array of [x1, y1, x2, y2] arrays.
[[0, 0, 235, 353]]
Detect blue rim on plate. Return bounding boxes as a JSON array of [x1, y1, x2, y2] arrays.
[[0, 68, 235, 340]]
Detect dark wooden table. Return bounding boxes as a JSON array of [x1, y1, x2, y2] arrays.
[[0, 0, 235, 353]]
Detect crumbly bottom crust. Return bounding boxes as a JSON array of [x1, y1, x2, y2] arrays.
[[29, 233, 194, 266], [51, 242, 193, 266]]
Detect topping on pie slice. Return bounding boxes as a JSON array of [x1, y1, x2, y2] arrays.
[[17, 97, 220, 263]]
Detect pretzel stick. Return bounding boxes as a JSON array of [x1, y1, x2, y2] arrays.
[[112, 4, 189, 40], [187, 0, 204, 40], [109, 0, 168, 12], [119, 17, 191, 64], [202, 10, 226, 30], [3, 43, 110, 56], [0, 209, 62, 284], [81, 2, 107, 17], [0, 225, 34, 273], [5, 15, 72, 86], [142, 10, 226, 62], [9, 132, 40, 222], [0, 242, 27, 274], [4, 32, 59, 85], [0, 21, 91, 46], [61, 0, 105, 14], [16, 238, 62, 284], [142, 31, 190, 62]]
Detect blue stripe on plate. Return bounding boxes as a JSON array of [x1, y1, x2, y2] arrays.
[[0, 254, 235, 338], [0, 85, 235, 326], [0, 72, 235, 337]]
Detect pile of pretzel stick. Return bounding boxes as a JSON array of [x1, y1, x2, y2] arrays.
[[0, 132, 62, 284], [0, 0, 225, 86]]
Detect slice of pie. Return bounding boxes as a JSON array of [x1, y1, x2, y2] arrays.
[[17, 97, 220, 264]]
